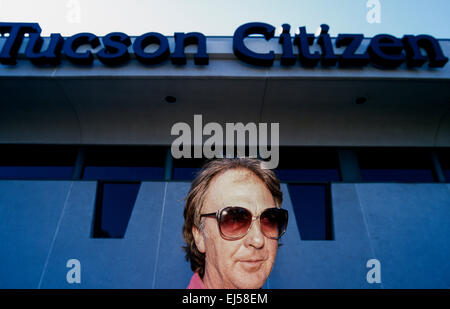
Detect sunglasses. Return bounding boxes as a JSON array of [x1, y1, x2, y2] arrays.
[[200, 206, 288, 240]]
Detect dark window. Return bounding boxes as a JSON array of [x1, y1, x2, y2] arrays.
[[83, 166, 164, 181], [287, 184, 333, 240], [274, 147, 341, 182], [172, 157, 208, 181], [0, 145, 76, 179], [82, 146, 166, 181], [357, 148, 435, 182], [438, 148, 450, 182], [93, 181, 140, 238]]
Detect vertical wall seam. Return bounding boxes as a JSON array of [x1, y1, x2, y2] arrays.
[[257, 72, 270, 123], [151, 182, 168, 289], [354, 184, 385, 289], [432, 105, 450, 146], [54, 79, 83, 144], [37, 181, 74, 289]]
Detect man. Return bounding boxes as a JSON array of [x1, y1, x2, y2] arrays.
[[182, 158, 288, 289]]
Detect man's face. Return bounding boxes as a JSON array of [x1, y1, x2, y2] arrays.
[[193, 168, 279, 289]]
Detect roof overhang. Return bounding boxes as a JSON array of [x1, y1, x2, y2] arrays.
[[1, 35, 449, 147]]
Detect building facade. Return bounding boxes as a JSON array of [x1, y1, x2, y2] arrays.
[[0, 22, 449, 288]]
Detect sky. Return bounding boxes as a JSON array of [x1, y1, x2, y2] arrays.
[[0, 0, 449, 38]]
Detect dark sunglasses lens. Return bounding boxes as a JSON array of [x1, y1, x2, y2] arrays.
[[219, 207, 252, 238], [260, 208, 288, 239]]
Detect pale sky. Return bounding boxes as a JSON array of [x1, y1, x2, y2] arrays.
[[0, 0, 449, 38]]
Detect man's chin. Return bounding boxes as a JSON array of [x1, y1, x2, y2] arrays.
[[233, 280, 264, 289], [232, 271, 267, 289]]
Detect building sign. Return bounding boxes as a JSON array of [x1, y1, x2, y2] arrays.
[[0, 22, 447, 68]]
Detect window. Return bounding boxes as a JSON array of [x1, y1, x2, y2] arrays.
[[82, 146, 167, 238], [82, 146, 166, 181], [288, 184, 333, 240], [357, 148, 435, 182], [274, 147, 341, 182], [172, 157, 207, 181], [275, 147, 337, 240], [0, 145, 76, 179], [438, 148, 450, 182], [92, 181, 140, 238]]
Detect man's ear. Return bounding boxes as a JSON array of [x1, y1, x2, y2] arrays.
[[192, 225, 206, 253]]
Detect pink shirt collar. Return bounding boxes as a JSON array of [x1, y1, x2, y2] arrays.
[[187, 272, 206, 289]]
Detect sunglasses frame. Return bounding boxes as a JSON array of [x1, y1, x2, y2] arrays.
[[200, 206, 288, 241]]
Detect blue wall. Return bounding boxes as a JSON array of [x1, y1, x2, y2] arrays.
[[0, 180, 449, 288]]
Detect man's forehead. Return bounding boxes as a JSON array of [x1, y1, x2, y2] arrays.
[[215, 168, 260, 185], [221, 168, 260, 182], [203, 168, 272, 208]]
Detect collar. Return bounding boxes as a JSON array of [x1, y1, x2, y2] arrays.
[[187, 272, 206, 289]]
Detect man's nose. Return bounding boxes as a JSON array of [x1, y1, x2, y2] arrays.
[[244, 218, 265, 248]]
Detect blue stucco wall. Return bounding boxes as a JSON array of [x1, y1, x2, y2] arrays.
[[0, 180, 449, 288]]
